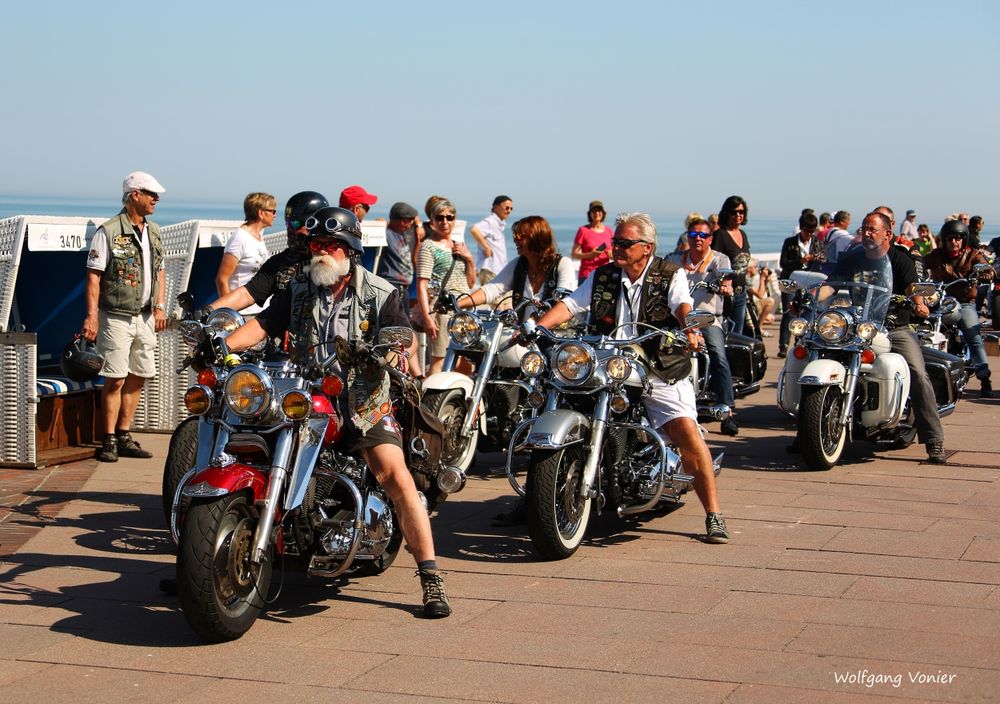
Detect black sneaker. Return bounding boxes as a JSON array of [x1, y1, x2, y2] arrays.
[[926, 440, 947, 465], [116, 431, 153, 459], [97, 435, 118, 462], [720, 414, 739, 436], [777, 346, 787, 359], [981, 378, 993, 399], [417, 569, 451, 618], [705, 513, 730, 544]]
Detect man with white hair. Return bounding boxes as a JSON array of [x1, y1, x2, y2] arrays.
[[81, 171, 168, 462], [533, 212, 730, 543]]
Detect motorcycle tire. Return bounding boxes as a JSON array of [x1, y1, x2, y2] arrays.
[[423, 388, 477, 473], [161, 415, 200, 527], [526, 444, 592, 560], [177, 494, 272, 642], [799, 386, 846, 471]]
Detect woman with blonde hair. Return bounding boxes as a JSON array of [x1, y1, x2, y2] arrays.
[[215, 192, 276, 314]]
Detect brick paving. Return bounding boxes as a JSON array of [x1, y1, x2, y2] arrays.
[[0, 333, 998, 703]]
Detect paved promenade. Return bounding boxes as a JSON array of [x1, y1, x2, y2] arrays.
[[1, 340, 998, 703]]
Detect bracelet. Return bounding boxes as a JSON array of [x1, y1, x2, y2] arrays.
[[154, 303, 166, 311]]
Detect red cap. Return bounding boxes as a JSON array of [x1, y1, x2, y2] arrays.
[[339, 185, 378, 208]]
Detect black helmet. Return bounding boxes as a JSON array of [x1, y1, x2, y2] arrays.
[[306, 206, 364, 254], [939, 220, 969, 246], [60, 337, 104, 382], [284, 191, 329, 250]]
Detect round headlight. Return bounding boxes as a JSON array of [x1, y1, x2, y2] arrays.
[[555, 342, 594, 383], [606, 355, 632, 381], [184, 385, 214, 415], [816, 311, 849, 342], [857, 321, 877, 341], [788, 317, 809, 337], [520, 350, 546, 378], [223, 366, 272, 417], [448, 312, 482, 346], [206, 308, 246, 335], [281, 390, 312, 420], [924, 291, 940, 307]]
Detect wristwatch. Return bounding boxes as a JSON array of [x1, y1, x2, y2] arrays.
[[154, 303, 166, 311]]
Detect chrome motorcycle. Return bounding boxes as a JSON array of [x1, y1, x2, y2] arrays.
[[506, 311, 721, 560], [172, 326, 439, 642]]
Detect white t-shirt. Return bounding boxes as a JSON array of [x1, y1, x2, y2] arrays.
[[478, 256, 577, 317], [224, 226, 270, 314]]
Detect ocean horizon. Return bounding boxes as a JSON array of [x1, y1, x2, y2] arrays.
[[0, 194, 793, 258]]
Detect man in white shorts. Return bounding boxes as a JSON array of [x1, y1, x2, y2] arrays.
[[533, 211, 730, 543]]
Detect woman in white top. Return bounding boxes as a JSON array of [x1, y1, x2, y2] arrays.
[[215, 192, 276, 314], [460, 215, 576, 318]]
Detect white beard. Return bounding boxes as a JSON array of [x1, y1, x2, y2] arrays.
[[306, 254, 350, 287]]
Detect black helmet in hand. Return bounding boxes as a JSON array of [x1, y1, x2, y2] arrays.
[[60, 337, 104, 382], [306, 206, 364, 254], [284, 191, 329, 250]]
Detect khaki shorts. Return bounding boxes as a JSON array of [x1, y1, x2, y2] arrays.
[[97, 310, 157, 379], [428, 312, 452, 358]]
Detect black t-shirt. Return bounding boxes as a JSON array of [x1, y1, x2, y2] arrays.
[[245, 249, 310, 306], [711, 228, 751, 288], [832, 245, 915, 327]]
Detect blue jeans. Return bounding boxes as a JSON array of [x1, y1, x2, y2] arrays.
[[702, 324, 735, 410], [958, 302, 991, 379], [727, 290, 748, 337]]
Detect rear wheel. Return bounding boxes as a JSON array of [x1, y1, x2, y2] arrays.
[[177, 494, 272, 642], [799, 386, 846, 471], [526, 444, 591, 560], [162, 416, 200, 527], [423, 388, 476, 473]]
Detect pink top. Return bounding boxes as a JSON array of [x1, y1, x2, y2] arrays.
[[573, 225, 612, 280]]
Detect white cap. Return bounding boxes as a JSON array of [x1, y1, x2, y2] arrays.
[[122, 171, 166, 194]]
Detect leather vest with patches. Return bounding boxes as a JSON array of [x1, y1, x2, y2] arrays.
[[287, 267, 397, 434], [96, 210, 163, 315], [511, 254, 562, 322], [588, 257, 691, 383]]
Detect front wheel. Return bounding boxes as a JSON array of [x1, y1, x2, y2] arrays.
[[177, 494, 272, 642], [161, 415, 200, 526], [526, 443, 592, 560], [799, 386, 847, 471], [423, 388, 477, 473]]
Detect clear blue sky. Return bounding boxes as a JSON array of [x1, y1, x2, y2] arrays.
[[2, 1, 997, 225]]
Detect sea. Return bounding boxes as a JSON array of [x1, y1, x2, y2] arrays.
[[0, 194, 791, 261]]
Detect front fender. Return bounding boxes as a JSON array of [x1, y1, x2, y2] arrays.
[[181, 464, 268, 503], [798, 358, 848, 387], [422, 371, 474, 394], [524, 409, 590, 449]]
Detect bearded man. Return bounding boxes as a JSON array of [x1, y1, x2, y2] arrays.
[[224, 206, 451, 618]]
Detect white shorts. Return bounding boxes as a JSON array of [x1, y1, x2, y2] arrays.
[[97, 310, 157, 379], [642, 376, 697, 428]]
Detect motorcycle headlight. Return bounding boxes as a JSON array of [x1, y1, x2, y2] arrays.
[[281, 390, 312, 420], [924, 291, 940, 307], [857, 321, 878, 341], [448, 312, 482, 346], [206, 308, 246, 335], [606, 355, 632, 381], [788, 317, 809, 337], [223, 365, 273, 418], [520, 350, 546, 378], [816, 311, 849, 342], [184, 385, 214, 415], [554, 342, 594, 384]]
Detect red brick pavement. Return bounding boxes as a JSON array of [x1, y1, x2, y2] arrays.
[[0, 461, 97, 557]]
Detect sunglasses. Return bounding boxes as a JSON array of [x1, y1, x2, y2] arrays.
[[262, 208, 277, 214], [309, 239, 349, 254], [304, 216, 360, 236], [433, 214, 456, 222], [611, 237, 645, 249], [139, 189, 160, 201], [687, 231, 712, 240]]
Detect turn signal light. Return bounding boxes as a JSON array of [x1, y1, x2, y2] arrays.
[[197, 368, 218, 388], [860, 349, 876, 364], [793, 345, 808, 360], [322, 375, 344, 397]]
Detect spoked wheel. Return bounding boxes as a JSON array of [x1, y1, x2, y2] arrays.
[[799, 386, 847, 471], [423, 388, 476, 473], [177, 494, 272, 642], [162, 415, 200, 527], [526, 443, 592, 560]]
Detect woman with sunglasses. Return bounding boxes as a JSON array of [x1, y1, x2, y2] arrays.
[[711, 195, 753, 337], [571, 200, 612, 284], [416, 198, 477, 374], [215, 192, 276, 315]]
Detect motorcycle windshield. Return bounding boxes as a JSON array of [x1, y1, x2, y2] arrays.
[[813, 248, 892, 325]]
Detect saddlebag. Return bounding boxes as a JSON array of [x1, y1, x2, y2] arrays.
[[921, 347, 967, 408], [726, 332, 767, 397]]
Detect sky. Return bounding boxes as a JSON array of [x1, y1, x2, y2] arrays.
[[1, 0, 998, 225]]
